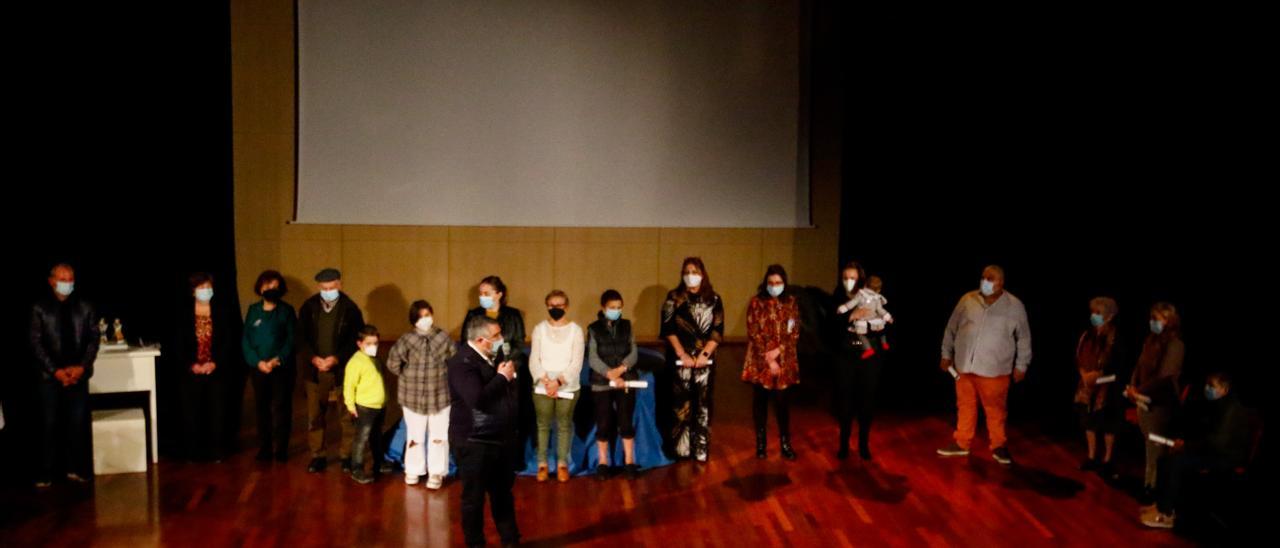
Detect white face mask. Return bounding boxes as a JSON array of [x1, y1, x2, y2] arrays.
[[55, 281, 75, 296], [362, 344, 378, 357], [683, 274, 702, 288], [195, 287, 214, 302], [766, 284, 785, 297], [415, 316, 434, 332], [843, 279, 857, 293]]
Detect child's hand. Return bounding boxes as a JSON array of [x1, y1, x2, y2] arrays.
[[348, 407, 358, 418]]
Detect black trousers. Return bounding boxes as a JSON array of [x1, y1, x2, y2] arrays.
[[752, 385, 791, 437], [38, 379, 90, 480], [1156, 452, 1235, 514], [251, 367, 294, 456], [453, 440, 520, 547], [179, 371, 226, 461], [351, 404, 384, 474], [834, 346, 883, 449], [594, 388, 637, 441]]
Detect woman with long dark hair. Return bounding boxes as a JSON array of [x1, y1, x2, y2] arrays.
[[831, 261, 884, 460], [661, 257, 724, 462], [742, 264, 801, 460]]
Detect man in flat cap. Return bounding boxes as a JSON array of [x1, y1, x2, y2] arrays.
[[297, 268, 365, 473]]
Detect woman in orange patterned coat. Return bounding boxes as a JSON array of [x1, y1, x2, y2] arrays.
[[743, 264, 801, 460]]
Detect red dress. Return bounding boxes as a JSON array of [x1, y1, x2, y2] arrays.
[[742, 295, 801, 389], [195, 314, 213, 365]]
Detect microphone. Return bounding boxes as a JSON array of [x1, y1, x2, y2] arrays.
[[501, 342, 515, 378]]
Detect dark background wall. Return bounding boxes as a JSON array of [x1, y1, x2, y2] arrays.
[[4, 2, 236, 485], [837, 6, 1270, 470]]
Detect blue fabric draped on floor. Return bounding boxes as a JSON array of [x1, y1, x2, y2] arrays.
[[383, 347, 671, 478], [517, 358, 672, 476]]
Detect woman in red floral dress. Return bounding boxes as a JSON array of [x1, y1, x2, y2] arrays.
[[742, 264, 801, 460]]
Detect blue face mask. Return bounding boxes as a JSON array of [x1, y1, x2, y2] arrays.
[[489, 336, 505, 357], [980, 280, 996, 296], [479, 295, 497, 310], [320, 289, 340, 302], [55, 281, 75, 296], [1150, 319, 1165, 335], [195, 288, 214, 302], [604, 308, 622, 321], [1204, 385, 1222, 401], [1090, 313, 1105, 327], [767, 284, 785, 297]]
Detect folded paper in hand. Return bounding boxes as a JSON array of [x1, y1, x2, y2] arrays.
[[534, 386, 575, 400]]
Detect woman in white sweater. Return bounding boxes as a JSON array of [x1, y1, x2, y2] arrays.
[[529, 289, 585, 482]]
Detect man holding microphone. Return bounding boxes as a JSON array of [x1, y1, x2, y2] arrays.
[[449, 315, 520, 547]]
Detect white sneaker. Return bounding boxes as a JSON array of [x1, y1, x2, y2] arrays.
[[405, 474, 420, 486], [426, 475, 444, 490]]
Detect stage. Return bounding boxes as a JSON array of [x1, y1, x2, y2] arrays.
[[2, 346, 1197, 547]]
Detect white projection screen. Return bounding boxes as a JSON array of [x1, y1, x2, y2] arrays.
[[296, 0, 809, 228]]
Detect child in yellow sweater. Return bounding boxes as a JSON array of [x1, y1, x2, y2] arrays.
[[344, 325, 386, 484]]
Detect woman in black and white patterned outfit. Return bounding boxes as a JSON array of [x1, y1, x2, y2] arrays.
[[661, 257, 725, 462]]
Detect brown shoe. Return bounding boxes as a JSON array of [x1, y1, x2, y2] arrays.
[[536, 463, 549, 482], [1141, 511, 1175, 529], [557, 465, 570, 483]]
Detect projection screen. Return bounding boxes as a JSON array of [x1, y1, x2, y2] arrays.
[[296, 0, 808, 227]]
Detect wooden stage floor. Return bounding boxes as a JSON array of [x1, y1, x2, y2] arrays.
[[2, 346, 1199, 547]]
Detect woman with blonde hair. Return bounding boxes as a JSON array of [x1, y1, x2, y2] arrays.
[[1125, 302, 1184, 501], [1074, 296, 1124, 479]]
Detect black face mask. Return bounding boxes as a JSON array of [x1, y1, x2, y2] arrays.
[[548, 308, 566, 321], [262, 289, 283, 302]]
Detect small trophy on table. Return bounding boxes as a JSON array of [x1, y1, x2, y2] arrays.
[[99, 318, 128, 349]]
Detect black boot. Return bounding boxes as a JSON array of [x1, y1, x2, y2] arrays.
[[307, 457, 327, 473], [859, 431, 872, 461], [756, 428, 767, 460], [780, 435, 797, 461]]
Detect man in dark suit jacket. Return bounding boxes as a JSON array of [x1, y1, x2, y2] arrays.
[[449, 315, 519, 547], [29, 263, 99, 487], [296, 268, 364, 473]]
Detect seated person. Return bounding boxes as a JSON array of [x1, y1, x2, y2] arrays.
[[1141, 371, 1250, 530]]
